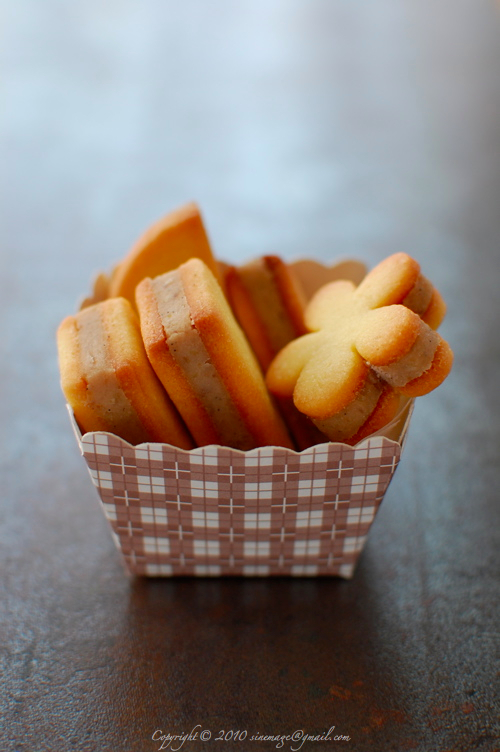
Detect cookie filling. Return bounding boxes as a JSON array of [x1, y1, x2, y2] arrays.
[[313, 371, 384, 443], [402, 274, 433, 316], [371, 320, 438, 388], [238, 258, 298, 354]]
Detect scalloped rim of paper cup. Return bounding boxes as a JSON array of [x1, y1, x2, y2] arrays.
[[68, 395, 413, 457], [69, 405, 408, 579], [289, 258, 368, 300]]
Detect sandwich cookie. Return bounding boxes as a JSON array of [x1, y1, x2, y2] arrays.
[[136, 258, 294, 451], [266, 253, 453, 444], [225, 255, 327, 449], [57, 297, 193, 447]]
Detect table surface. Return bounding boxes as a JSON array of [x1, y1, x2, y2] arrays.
[[2, 1, 500, 751]]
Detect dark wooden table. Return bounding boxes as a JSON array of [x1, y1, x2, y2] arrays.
[[3, 1, 499, 750]]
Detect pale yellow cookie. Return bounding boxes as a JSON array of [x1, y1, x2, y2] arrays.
[[266, 253, 453, 444]]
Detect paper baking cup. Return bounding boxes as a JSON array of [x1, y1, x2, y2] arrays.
[[68, 258, 414, 578]]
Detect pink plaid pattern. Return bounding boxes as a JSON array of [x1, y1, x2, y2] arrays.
[[76, 418, 407, 578]]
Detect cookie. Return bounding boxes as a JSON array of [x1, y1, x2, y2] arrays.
[[136, 258, 294, 451], [225, 255, 308, 369], [266, 253, 453, 444], [225, 255, 325, 449], [108, 202, 221, 309], [57, 297, 193, 448]]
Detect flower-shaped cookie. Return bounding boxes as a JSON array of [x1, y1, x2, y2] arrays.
[[266, 253, 453, 444]]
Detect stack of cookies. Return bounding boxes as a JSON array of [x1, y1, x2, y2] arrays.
[[57, 202, 453, 451]]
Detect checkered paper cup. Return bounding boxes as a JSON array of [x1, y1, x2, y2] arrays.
[[70, 401, 412, 578], [69, 258, 414, 579]]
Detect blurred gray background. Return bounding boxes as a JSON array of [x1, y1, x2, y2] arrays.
[[6, 0, 499, 269]]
